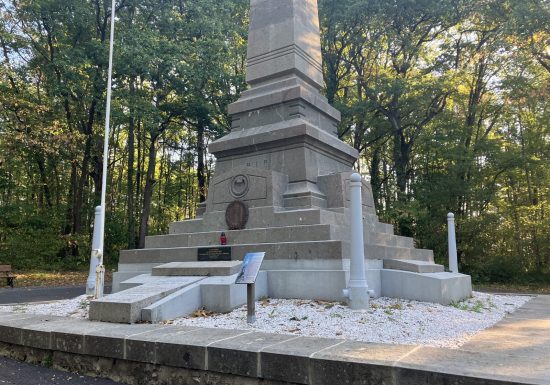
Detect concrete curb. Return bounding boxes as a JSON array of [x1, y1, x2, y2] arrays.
[[0, 310, 546, 385]]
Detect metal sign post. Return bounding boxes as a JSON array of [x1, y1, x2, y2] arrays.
[[247, 283, 256, 323], [235, 252, 265, 324]]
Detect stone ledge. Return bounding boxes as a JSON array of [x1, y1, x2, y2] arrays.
[[152, 261, 243, 277], [0, 311, 543, 385]]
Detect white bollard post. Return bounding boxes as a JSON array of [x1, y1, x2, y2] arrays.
[[448, 213, 458, 273], [95, 264, 105, 299], [86, 206, 102, 296], [345, 173, 370, 310]]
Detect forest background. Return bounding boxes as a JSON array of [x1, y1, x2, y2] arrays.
[[0, 0, 548, 285]]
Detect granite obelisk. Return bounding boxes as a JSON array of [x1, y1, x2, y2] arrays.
[[208, 0, 359, 210]]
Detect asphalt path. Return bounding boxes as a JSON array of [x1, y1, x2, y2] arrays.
[[0, 356, 123, 385], [0, 286, 111, 305]]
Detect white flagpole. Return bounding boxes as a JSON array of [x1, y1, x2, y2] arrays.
[[95, 0, 117, 299]]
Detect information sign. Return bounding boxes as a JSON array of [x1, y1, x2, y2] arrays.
[[235, 252, 265, 284]]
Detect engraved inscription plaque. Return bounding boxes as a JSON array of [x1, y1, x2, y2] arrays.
[[198, 247, 232, 261], [225, 200, 249, 230]]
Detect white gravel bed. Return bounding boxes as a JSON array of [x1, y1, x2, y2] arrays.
[[0, 295, 90, 319], [171, 292, 531, 349], [0, 292, 531, 348]]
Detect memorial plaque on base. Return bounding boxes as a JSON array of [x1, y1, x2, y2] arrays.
[[235, 252, 265, 284], [198, 247, 232, 261]]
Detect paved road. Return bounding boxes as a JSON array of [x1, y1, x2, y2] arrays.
[[0, 356, 123, 385], [0, 286, 112, 305]]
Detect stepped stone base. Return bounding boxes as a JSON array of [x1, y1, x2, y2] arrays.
[[96, 187, 472, 323]]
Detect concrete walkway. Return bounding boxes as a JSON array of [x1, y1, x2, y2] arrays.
[[0, 295, 548, 385]]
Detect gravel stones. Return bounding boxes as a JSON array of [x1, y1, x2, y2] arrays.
[[0, 292, 531, 349], [171, 292, 531, 349]]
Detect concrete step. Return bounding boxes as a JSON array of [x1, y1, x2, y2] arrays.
[[411, 248, 435, 262], [365, 232, 414, 248], [119, 240, 345, 264], [383, 259, 444, 273], [146, 224, 332, 248], [141, 282, 203, 322], [89, 276, 204, 323], [373, 222, 394, 234], [152, 261, 242, 277], [141, 272, 270, 322], [169, 208, 330, 234], [121, 240, 431, 265], [381, 270, 472, 305], [364, 245, 434, 262]]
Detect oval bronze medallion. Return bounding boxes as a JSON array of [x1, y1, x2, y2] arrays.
[[225, 200, 249, 230]]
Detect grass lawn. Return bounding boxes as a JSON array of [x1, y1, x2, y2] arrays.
[[474, 283, 550, 295]]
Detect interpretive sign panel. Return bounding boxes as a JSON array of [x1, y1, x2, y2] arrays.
[[198, 247, 232, 262], [235, 252, 265, 284]]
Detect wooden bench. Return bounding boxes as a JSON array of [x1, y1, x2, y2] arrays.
[[0, 265, 15, 288]]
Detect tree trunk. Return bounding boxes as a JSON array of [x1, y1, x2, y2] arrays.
[[64, 162, 78, 235], [35, 154, 53, 209], [370, 146, 382, 210], [73, 135, 93, 234], [196, 123, 207, 203], [138, 135, 158, 248], [126, 77, 136, 249]]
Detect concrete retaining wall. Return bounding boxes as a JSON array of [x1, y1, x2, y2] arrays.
[[0, 312, 533, 385]]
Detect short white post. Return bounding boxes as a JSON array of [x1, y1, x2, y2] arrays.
[[95, 264, 105, 299], [345, 173, 370, 310], [86, 206, 102, 295], [447, 213, 458, 273]]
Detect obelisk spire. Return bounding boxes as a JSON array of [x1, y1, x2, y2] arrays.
[[246, 0, 324, 90], [209, 0, 359, 213]]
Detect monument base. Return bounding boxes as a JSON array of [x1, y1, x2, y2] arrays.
[[93, 176, 472, 323]]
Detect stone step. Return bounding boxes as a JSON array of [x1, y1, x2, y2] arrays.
[[141, 282, 203, 322], [152, 261, 242, 277], [383, 259, 444, 273], [169, 208, 329, 234], [411, 248, 435, 262], [89, 276, 204, 323], [364, 232, 414, 248], [140, 271, 270, 322], [119, 240, 345, 264], [381, 270, 472, 305], [146, 224, 333, 248], [120, 240, 431, 266], [365, 245, 434, 262], [372, 222, 394, 234], [150, 223, 409, 251]]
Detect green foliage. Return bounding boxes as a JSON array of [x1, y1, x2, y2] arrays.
[[0, 0, 548, 286], [320, 0, 550, 284]]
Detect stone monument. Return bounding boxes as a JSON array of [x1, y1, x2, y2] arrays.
[[89, 0, 472, 323]]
